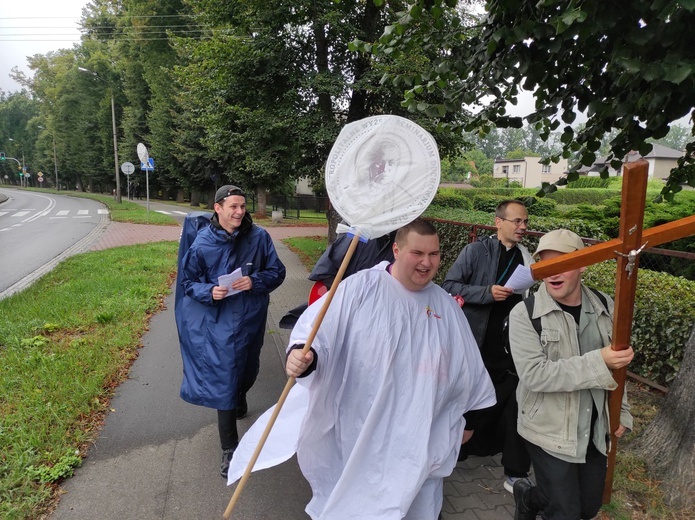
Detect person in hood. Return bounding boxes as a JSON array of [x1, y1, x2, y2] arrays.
[[176, 185, 286, 478], [286, 218, 495, 520]]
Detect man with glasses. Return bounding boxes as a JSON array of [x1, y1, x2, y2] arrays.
[[442, 199, 533, 493]]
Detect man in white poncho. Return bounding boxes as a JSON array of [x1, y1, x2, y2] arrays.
[[287, 218, 496, 520]]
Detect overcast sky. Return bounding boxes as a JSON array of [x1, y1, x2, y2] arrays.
[[0, 0, 87, 94]]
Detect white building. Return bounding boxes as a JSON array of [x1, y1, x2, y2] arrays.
[[579, 144, 684, 179], [493, 156, 568, 188]]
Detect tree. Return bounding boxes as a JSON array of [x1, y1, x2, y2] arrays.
[[639, 326, 695, 508], [366, 0, 695, 202], [172, 0, 468, 223]]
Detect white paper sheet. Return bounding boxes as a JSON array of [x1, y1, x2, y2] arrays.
[[504, 264, 536, 293], [218, 267, 243, 297]]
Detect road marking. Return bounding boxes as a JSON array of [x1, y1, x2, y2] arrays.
[[0, 212, 7, 217], [11, 211, 30, 217], [173, 211, 188, 215], [56, 210, 69, 216], [155, 210, 171, 215], [98, 209, 109, 214], [77, 210, 89, 215]]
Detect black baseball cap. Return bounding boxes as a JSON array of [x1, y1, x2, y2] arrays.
[[214, 185, 246, 204]]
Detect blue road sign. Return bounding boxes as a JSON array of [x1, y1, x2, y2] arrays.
[[141, 158, 154, 171]]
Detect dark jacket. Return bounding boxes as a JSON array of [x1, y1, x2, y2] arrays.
[[175, 212, 285, 409], [441, 235, 532, 347]]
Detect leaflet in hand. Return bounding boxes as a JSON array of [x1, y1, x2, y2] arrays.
[[504, 264, 536, 293], [218, 267, 243, 297]]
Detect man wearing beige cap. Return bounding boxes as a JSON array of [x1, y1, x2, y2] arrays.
[[508, 229, 634, 520]]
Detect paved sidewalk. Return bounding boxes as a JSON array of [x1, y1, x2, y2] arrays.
[[50, 215, 516, 520]]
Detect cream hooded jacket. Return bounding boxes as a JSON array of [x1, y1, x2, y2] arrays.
[[509, 283, 632, 460]]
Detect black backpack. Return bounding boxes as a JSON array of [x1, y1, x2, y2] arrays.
[[503, 287, 608, 354]]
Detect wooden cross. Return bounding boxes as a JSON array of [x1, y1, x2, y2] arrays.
[[529, 159, 695, 503]]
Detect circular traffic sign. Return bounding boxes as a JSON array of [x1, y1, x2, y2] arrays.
[[121, 162, 135, 175]]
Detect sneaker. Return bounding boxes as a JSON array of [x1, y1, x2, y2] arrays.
[[504, 476, 526, 493], [513, 478, 538, 520], [220, 447, 236, 478], [236, 393, 248, 419]]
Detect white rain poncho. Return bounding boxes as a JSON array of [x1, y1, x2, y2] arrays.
[[290, 262, 495, 520]]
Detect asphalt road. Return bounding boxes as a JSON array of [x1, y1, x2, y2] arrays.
[[0, 188, 108, 298]]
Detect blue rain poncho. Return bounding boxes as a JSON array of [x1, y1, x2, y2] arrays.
[[175, 212, 285, 410]]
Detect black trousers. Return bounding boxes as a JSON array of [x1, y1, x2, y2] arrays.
[[460, 373, 531, 477], [526, 440, 607, 520], [217, 409, 239, 451]]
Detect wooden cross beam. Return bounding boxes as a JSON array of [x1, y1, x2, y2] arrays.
[[529, 159, 695, 504]]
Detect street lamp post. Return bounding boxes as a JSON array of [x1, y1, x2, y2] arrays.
[[8, 138, 25, 187], [78, 67, 121, 203], [38, 126, 59, 190]]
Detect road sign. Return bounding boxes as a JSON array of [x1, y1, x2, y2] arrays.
[[140, 158, 154, 171], [137, 143, 149, 164], [121, 162, 135, 175]]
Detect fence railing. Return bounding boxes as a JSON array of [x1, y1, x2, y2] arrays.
[[269, 195, 329, 220], [428, 217, 695, 282]]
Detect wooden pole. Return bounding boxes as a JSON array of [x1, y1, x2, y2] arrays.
[[223, 233, 362, 519]]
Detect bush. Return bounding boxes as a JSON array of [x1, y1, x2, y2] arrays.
[[526, 197, 557, 217], [583, 262, 695, 385], [433, 189, 473, 210], [470, 174, 509, 188], [473, 194, 505, 213], [547, 188, 622, 205], [568, 177, 612, 188]]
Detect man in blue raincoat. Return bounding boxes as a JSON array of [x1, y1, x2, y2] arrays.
[[175, 185, 286, 477]]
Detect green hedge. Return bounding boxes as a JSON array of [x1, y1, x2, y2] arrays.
[[567, 177, 612, 189], [432, 189, 473, 210], [584, 262, 695, 385], [431, 218, 694, 386], [547, 188, 622, 205]]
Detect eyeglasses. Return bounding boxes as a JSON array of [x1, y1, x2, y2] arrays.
[[499, 217, 529, 227]]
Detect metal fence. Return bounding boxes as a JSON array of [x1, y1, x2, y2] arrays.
[[429, 218, 695, 282], [269, 195, 330, 220]]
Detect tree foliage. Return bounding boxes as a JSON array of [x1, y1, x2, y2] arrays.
[[362, 0, 695, 201]]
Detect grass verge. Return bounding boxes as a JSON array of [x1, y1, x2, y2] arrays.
[[53, 191, 179, 225], [0, 241, 178, 519], [283, 236, 327, 268]]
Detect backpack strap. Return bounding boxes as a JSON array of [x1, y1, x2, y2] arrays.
[[523, 294, 541, 335], [524, 287, 608, 338], [588, 287, 608, 312]]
